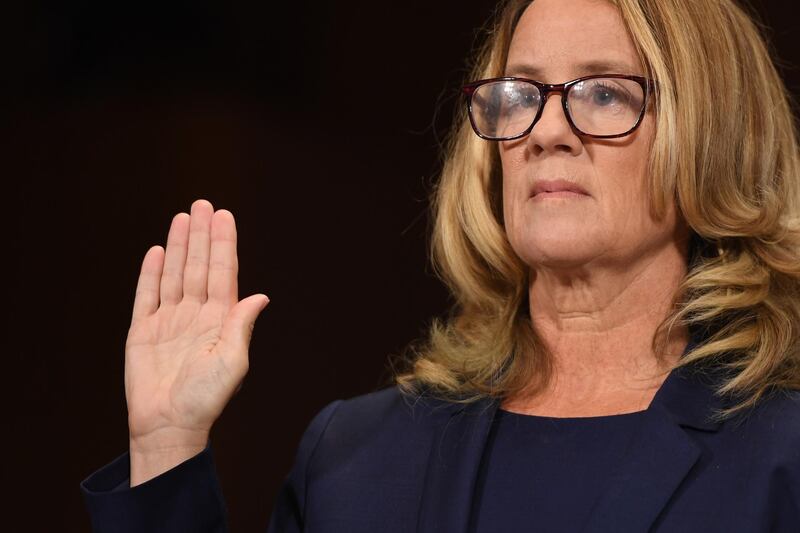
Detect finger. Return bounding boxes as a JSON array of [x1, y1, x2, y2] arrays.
[[183, 199, 214, 303], [160, 213, 190, 305], [216, 294, 270, 371], [207, 209, 238, 310], [131, 245, 165, 322]]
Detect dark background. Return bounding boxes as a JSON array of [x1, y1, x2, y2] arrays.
[[8, 1, 799, 531]]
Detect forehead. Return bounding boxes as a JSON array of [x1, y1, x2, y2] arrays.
[[506, 0, 643, 81]]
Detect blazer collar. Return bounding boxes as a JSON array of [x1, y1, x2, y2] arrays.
[[415, 337, 729, 533]]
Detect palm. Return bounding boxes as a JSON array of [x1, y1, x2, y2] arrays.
[[124, 199, 268, 450]]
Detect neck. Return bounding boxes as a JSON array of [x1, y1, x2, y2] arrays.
[[506, 236, 691, 416]]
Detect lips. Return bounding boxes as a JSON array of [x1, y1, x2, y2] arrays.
[[531, 179, 589, 197]]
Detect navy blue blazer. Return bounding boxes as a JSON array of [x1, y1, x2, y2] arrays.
[[82, 356, 800, 532]]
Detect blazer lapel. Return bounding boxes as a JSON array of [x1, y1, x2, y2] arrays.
[[583, 346, 728, 532], [415, 340, 728, 533], [415, 395, 499, 533]]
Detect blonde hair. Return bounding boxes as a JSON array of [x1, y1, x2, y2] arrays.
[[391, 0, 800, 421]]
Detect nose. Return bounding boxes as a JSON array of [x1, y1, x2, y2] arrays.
[[525, 92, 582, 155]]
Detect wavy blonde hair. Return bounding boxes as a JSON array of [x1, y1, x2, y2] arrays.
[[391, 0, 800, 421]]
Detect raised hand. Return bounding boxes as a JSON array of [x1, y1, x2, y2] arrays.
[[124, 199, 269, 485]]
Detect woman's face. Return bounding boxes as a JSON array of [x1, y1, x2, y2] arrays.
[[501, 0, 685, 272]]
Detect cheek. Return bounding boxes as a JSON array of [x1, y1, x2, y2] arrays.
[[589, 130, 653, 216], [598, 153, 646, 211], [499, 147, 529, 232]]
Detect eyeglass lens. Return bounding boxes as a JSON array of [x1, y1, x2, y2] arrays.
[[470, 78, 645, 139]]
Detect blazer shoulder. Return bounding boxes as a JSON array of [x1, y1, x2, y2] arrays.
[[299, 385, 461, 466], [730, 388, 800, 461], [333, 384, 460, 428], [741, 387, 800, 430]]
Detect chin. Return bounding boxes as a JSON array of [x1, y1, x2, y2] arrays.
[[513, 230, 595, 259], [524, 253, 598, 271], [515, 244, 601, 270]]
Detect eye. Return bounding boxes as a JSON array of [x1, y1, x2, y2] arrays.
[[502, 83, 540, 111], [589, 81, 624, 106], [518, 87, 541, 108]]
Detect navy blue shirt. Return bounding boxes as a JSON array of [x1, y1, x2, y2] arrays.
[[471, 407, 648, 532]]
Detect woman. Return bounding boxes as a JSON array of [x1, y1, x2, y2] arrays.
[[81, 0, 800, 531]]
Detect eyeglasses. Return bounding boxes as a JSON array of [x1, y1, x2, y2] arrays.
[[462, 74, 655, 140]]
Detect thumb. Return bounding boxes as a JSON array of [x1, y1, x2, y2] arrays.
[[218, 294, 270, 359]]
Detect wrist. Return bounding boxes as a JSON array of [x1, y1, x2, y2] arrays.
[[128, 442, 207, 487], [129, 425, 209, 455], [128, 428, 210, 486]]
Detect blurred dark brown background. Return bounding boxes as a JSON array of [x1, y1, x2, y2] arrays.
[[7, 0, 799, 531]]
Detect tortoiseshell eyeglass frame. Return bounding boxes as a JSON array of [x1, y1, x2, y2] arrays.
[[461, 74, 657, 140]]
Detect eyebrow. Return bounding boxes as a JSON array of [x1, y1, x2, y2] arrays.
[[504, 60, 641, 79]]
